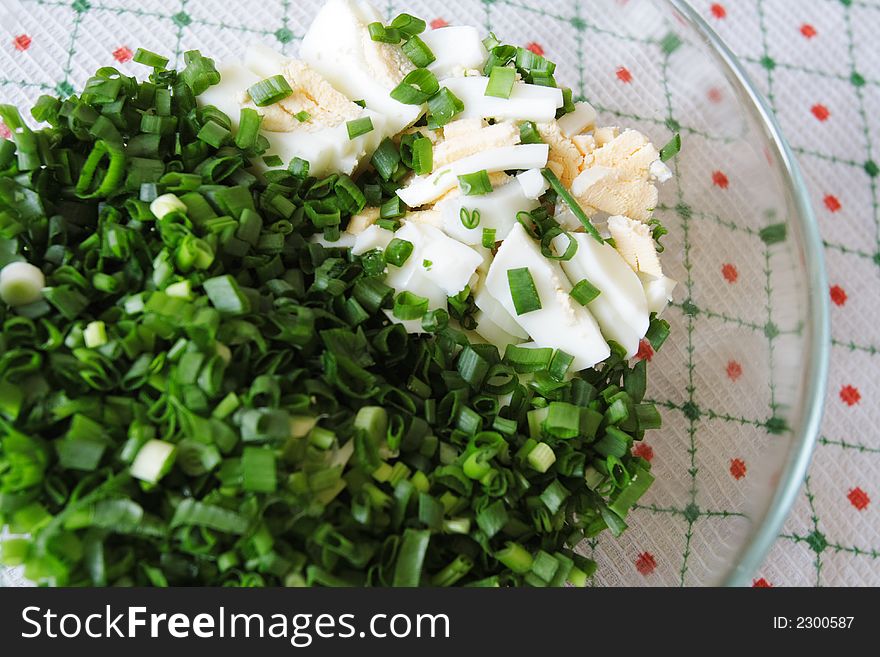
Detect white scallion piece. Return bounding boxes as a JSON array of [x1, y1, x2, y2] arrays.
[[0, 261, 45, 306], [130, 439, 177, 484]]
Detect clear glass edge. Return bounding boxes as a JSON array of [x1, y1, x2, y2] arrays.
[[667, 0, 831, 587]]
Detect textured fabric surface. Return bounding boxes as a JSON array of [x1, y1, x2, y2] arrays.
[[0, 0, 876, 587]]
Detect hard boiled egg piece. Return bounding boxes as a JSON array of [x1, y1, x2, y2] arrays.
[[553, 232, 650, 358], [484, 223, 610, 370]]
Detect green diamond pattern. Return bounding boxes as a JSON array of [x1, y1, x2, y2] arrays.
[[172, 11, 192, 28], [275, 27, 294, 44], [683, 503, 700, 523], [55, 80, 74, 97], [681, 299, 699, 317], [806, 530, 828, 554], [660, 33, 682, 55]]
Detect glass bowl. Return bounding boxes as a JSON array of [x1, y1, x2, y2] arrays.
[[0, 0, 828, 586]]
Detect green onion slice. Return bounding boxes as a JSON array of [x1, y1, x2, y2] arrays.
[[426, 87, 464, 127], [390, 69, 439, 105], [458, 170, 492, 196], [393, 291, 429, 320], [402, 36, 436, 68], [390, 13, 427, 38], [570, 279, 601, 305], [485, 66, 516, 99], [659, 133, 681, 162], [346, 116, 374, 140], [247, 75, 293, 107], [368, 22, 401, 43], [507, 267, 542, 315], [385, 238, 414, 267], [541, 168, 602, 242], [459, 208, 481, 229]]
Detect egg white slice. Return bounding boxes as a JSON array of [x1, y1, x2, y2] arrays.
[[397, 144, 549, 207], [441, 76, 564, 123], [484, 223, 609, 370], [553, 232, 650, 358], [437, 176, 541, 245], [420, 26, 488, 79], [299, 0, 422, 134]]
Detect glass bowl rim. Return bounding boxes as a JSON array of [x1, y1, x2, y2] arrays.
[[665, 0, 830, 586]]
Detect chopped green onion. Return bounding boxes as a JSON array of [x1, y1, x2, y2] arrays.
[[346, 116, 374, 140], [541, 168, 602, 242], [548, 349, 574, 380], [481, 227, 497, 249], [483, 44, 517, 75], [475, 500, 508, 538], [289, 156, 310, 179], [527, 443, 556, 473], [495, 542, 533, 574], [608, 466, 655, 518], [235, 107, 262, 150], [368, 22, 401, 43], [659, 133, 682, 162], [542, 228, 578, 262], [570, 279, 601, 305], [507, 267, 542, 315], [515, 46, 556, 75], [380, 195, 405, 220], [371, 138, 401, 181], [646, 317, 671, 350], [410, 135, 433, 175], [635, 403, 662, 431], [544, 402, 580, 438], [390, 69, 439, 105], [83, 320, 108, 348], [203, 275, 250, 315], [594, 427, 630, 458], [503, 344, 553, 372], [390, 13, 427, 38], [247, 75, 293, 107], [392, 528, 430, 586], [457, 170, 492, 196], [130, 439, 176, 484], [197, 119, 230, 148], [180, 50, 221, 96], [426, 87, 464, 127], [485, 66, 516, 99], [402, 36, 436, 68], [558, 87, 575, 116], [385, 238, 414, 267], [421, 308, 448, 333], [459, 207, 481, 229], [294, 110, 311, 122], [133, 48, 169, 69], [241, 447, 277, 493], [0, 261, 45, 306], [519, 120, 546, 144], [393, 291, 429, 320]]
